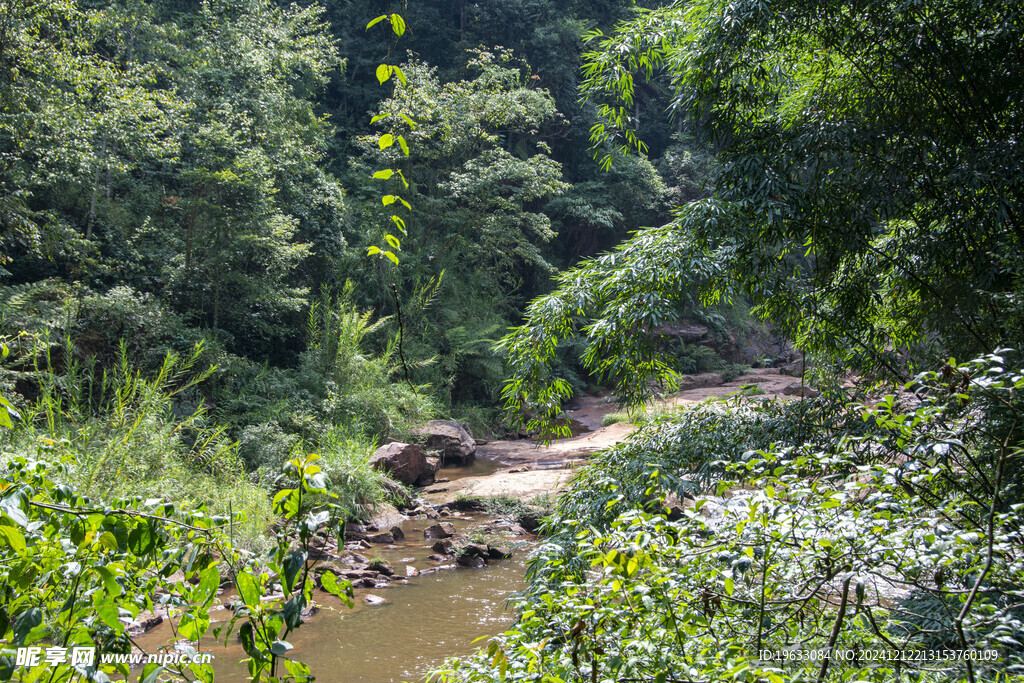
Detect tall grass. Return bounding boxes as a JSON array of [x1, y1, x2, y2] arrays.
[[6, 334, 272, 548]]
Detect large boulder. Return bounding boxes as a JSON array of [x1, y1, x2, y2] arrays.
[[369, 442, 425, 486], [412, 420, 476, 465]]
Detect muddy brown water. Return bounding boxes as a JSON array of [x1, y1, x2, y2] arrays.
[[136, 505, 530, 683]]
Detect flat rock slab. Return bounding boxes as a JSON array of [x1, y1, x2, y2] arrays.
[[421, 468, 576, 506], [477, 422, 634, 466]]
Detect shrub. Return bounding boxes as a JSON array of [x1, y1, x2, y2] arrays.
[[435, 354, 1024, 683]]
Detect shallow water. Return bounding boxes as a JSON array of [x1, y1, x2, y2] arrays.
[[436, 457, 505, 481], [138, 514, 530, 683]]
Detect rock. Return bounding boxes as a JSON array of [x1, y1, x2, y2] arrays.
[[678, 372, 725, 390], [431, 539, 454, 554], [370, 442, 426, 486], [412, 420, 476, 465], [698, 498, 726, 529], [465, 543, 489, 557], [369, 561, 394, 577], [457, 554, 487, 568], [487, 546, 512, 560], [389, 525, 405, 541], [307, 546, 339, 562], [424, 522, 457, 539], [516, 507, 545, 532], [405, 565, 419, 577], [655, 322, 712, 344], [338, 569, 379, 581], [779, 360, 805, 376], [782, 382, 820, 398], [365, 532, 395, 544], [127, 612, 164, 636], [380, 476, 413, 508], [363, 594, 389, 606], [415, 456, 441, 487], [427, 554, 447, 562], [450, 497, 486, 512], [367, 502, 405, 530]]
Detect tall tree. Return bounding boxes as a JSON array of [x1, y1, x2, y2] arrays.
[[501, 0, 1024, 424]]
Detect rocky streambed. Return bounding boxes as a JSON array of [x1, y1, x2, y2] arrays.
[[133, 371, 805, 682]]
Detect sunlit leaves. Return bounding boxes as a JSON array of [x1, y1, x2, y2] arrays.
[[365, 13, 405, 38]]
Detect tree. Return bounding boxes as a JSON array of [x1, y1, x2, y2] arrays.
[[346, 50, 570, 405], [502, 0, 1024, 426], [0, 0, 180, 267]]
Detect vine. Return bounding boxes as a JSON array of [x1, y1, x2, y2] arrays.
[[365, 1, 414, 266]]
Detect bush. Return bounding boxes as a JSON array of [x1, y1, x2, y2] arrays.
[[435, 354, 1024, 683]]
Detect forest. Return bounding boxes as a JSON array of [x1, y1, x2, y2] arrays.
[[0, 0, 1022, 681]]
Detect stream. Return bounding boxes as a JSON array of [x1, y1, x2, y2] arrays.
[[134, 407, 624, 682], [135, 465, 533, 683]]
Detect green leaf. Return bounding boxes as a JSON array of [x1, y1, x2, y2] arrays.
[[724, 577, 734, 596], [391, 64, 408, 86], [320, 570, 352, 606], [98, 531, 119, 551], [367, 245, 383, 256], [365, 14, 387, 29], [141, 664, 164, 683], [282, 550, 306, 593], [190, 664, 214, 683], [236, 572, 261, 608], [0, 525, 26, 553], [375, 64, 391, 85], [284, 660, 312, 678], [391, 215, 407, 233], [271, 640, 293, 656], [378, 133, 395, 150], [179, 610, 210, 641], [396, 135, 409, 156], [273, 488, 300, 519], [384, 250, 399, 265], [282, 594, 304, 629], [128, 523, 154, 555], [94, 566, 123, 597], [389, 13, 406, 37], [96, 602, 121, 629], [12, 607, 41, 645], [195, 565, 220, 604], [385, 234, 401, 249], [238, 622, 257, 656], [373, 169, 395, 180]]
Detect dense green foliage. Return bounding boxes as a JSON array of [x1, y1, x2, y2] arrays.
[[439, 357, 1024, 683], [437, 1, 1024, 682], [5, 0, 1023, 681], [502, 0, 1024, 425], [0, 450, 355, 682]]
